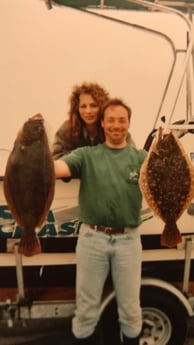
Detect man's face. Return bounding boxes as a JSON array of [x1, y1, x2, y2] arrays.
[[101, 105, 130, 146]]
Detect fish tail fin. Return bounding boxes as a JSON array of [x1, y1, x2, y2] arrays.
[[161, 222, 182, 248], [18, 232, 41, 257]]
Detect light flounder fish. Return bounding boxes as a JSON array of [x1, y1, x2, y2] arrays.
[[3, 114, 55, 256], [139, 127, 194, 248]]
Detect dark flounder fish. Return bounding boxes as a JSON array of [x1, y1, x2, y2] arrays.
[[3, 114, 55, 256], [139, 128, 194, 248]]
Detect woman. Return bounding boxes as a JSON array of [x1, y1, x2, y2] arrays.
[[52, 81, 136, 159], [52, 82, 110, 159]]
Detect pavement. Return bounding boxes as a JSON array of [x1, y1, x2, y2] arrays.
[[184, 317, 194, 345], [0, 316, 193, 345]]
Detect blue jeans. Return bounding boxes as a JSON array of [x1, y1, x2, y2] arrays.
[[72, 223, 142, 339]]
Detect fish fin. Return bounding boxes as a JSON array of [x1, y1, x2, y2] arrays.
[[161, 222, 182, 248], [18, 234, 41, 257]]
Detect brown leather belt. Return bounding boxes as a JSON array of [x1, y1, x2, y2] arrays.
[[89, 224, 125, 235]]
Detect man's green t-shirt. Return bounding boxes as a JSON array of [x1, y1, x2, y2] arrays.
[[62, 143, 147, 228]]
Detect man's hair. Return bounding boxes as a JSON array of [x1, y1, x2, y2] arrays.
[[101, 98, 132, 120]]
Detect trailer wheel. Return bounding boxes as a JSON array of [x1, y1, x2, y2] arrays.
[[141, 286, 188, 345], [99, 286, 188, 345]]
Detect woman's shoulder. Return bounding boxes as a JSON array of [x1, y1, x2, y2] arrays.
[[56, 120, 69, 134], [126, 132, 136, 148]]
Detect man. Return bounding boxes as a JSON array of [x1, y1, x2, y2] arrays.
[[54, 98, 147, 345]]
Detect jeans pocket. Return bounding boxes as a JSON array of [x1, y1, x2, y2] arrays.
[[80, 226, 94, 238]]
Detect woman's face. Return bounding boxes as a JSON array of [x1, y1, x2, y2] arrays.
[[78, 93, 100, 125]]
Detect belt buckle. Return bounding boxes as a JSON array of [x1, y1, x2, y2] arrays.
[[104, 227, 113, 234]]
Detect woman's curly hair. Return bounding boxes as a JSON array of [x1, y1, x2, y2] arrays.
[[66, 82, 110, 141]]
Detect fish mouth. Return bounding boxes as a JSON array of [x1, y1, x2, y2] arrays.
[[157, 127, 171, 141], [30, 114, 44, 121]]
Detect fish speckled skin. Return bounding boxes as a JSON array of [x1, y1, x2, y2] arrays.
[[3, 114, 55, 256], [139, 128, 194, 248]]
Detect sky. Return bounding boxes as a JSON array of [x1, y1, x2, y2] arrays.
[[0, 0, 193, 154]]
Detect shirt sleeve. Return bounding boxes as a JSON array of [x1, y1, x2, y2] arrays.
[[61, 147, 86, 178]]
